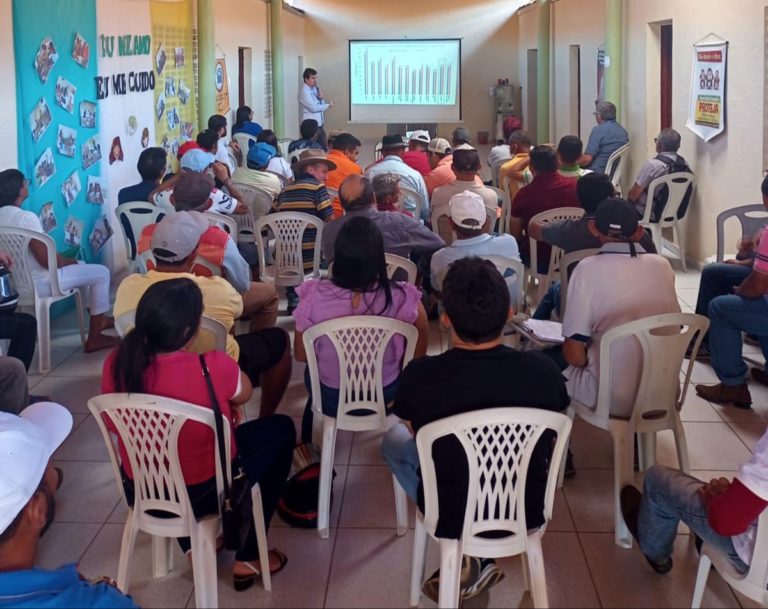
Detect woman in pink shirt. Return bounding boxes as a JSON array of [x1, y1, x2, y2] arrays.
[[293, 216, 428, 441]]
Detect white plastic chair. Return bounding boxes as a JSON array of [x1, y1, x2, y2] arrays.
[[277, 138, 292, 158], [487, 186, 509, 232], [490, 158, 509, 188], [88, 393, 272, 608], [407, 407, 572, 608], [715, 204, 768, 262], [115, 202, 168, 272], [230, 182, 274, 245], [0, 227, 85, 373], [384, 253, 418, 284], [528, 207, 585, 304], [691, 509, 768, 608], [374, 141, 383, 161], [557, 248, 600, 321], [232, 133, 258, 166], [203, 211, 238, 238], [114, 310, 228, 353], [399, 184, 426, 222], [639, 172, 695, 271], [564, 312, 709, 548], [605, 143, 630, 194], [325, 187, 339, 202], [255, 212, 324, 287], [302, 316, 419, 539], [227, 149, 240, 171], [480, 255, 526, 313]]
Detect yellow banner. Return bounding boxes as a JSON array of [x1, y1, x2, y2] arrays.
[[695, 95, 721, 128], [150, 0, 197, 171]]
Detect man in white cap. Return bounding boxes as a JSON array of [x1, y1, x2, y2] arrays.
[[430, 191, 520, 300], [403, 130, 431, 176], [423, 138, 453, 197], [0, 403, 138, 607]]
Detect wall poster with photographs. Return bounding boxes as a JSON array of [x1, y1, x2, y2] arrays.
[[150, 0, 197, 172]]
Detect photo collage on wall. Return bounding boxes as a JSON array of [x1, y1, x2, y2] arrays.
[[26, 29, 111, 258]]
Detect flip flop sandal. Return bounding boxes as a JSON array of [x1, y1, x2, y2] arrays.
[[233, 549, 288, 591]]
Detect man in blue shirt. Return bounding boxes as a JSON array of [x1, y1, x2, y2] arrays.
[[0, 403, 137, 608], [579, 101, 628, 174], [118, 147, 167, 204]]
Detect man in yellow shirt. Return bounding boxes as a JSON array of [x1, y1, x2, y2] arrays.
[[498, 130, 533, 201], [325, 132, 363, 218], [115, 211, 291, 418]]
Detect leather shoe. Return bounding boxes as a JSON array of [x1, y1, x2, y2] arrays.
[[695, 382, 752, 409], [620, 486, 673, 574]]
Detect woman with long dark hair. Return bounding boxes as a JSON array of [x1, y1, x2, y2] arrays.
[[231, 105, 263, 138], [293, 216, 428, 441], [101, 278, 294, 590]]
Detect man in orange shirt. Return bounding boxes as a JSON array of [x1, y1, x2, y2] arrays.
[[498, 130, 533, 201], [325, 132, 362, 218]]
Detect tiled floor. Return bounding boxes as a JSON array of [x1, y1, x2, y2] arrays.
[[34, 268, 767, 608]]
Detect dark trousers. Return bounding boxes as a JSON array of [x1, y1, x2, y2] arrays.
[[694, 263, 751, 342], [0, 312, 36, 371]]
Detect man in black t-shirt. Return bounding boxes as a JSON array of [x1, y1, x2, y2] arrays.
[[381, 256, 570, 602]]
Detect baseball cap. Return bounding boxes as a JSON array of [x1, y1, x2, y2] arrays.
[[594, 197, 640, 239], [0, 403, 72, 535], [173, 171, 215, 211], [381, 134, 406, 149], [177, 140, 201, 160], [247, 142, 277, 169], [180, 148, 215, 173], [428, 138, 451, 154], [449, 190, 486, 229], [409, 130, 431, 144], [151, 210, 209, 262]]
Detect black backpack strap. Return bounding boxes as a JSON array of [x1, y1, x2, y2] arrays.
[[199, 353, 231, 501]]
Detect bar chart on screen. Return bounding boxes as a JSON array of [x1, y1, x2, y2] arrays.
[[350, 40, 460, 106]]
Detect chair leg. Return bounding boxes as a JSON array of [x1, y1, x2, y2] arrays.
[[520, 552, 530, 592], [251, 483, 272, 591], [526, 532, 549, 608], [638, 432, 657, 472], [410, 517, 428, 608], [690, 553, 712, 608], [556, 409, 575, 489], [611, 423, 635, 548], [152, 536, 173, 578], [317, 417, 337, 539], [190, 520, 220, 609], [674, 221, 687, 272], [74, 289, 86, 346], [393, 475, 409, 536], [437, 538, 462, 609], [673, 417, 691, 474], [35, 300, 51, 374], [116, 516, 139, 593]]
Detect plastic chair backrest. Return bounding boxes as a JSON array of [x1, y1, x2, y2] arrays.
[[592, 313, 709, 429], [558, 248, 600, 318], [490, 158, 508, 188], [605, 143, 630, 189], [288, 149, 303, 166], [115, 202, 167, 263], [479, 255, 526, 312], [203, 211, 237, 237], [88, 393, 229, 533], [384, 253, 418, 284], [416, 407, 571, 557], [715, 204, 768, 262], [325, 187, 339, 201], [231, 182, 274, 244], [374, 142, 383, 161], [277, 138, 292, 158], [640, 172, 695, 226], [398, 184, 424, 221], [0, 226, 63, 306], [232, 133, 258, 161], [115, 310, 228, 352], [255, 212, 324, 286], [528, 207, 585, 277], [302, 316, 418, 432], [227, 149, 240, 170]]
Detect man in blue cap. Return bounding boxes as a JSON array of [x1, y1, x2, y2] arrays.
[[232, 142, 284, 200]]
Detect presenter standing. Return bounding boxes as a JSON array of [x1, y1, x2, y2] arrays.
[[299, 68, 334, 149]]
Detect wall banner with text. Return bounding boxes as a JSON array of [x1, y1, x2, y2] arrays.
[[686, 36, 727, 143]]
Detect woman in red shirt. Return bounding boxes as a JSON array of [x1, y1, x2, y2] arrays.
[[101, 278, 294, 590]]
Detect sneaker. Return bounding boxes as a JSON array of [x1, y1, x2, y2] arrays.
[[619, 485, 673, 574], [695, 382, 752, 410], [461, 558, 505, 600], [751, 367, 768, 388], [421, 556, 504, 603]]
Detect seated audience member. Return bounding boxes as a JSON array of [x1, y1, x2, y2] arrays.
[[0, 403, 139, 608], [528, 173, 657, 319], [693, 231, 768, 409], [257, 129, 294, 184], [557, 135, 591, 179], [196, 128, 247, 198], [326, 132, 363, 218], [0, 356, 31, 415], [232, 142, 283, 200], [176, 140, 201, 161], [423, 138, 454, 196], [151, 148, 244, 215], [294, 216, 428, 441], [431, 146, 498, 244], [274, 149, 336, 311], [208, 113, 236, 174], [510, 145, 580, 270], [365, 135, 430, 222], [0, 169, 117, 353], [403, 130, 432, 176], [562, 198, 679, 418], [326, 129, 347, 149], [627, 128, 690, 217], [621, 433, 768, 576], [118, 146, 168, 204], [431, 191, 520, 300], [381, 257, 569, 602], [121, 214, 287, 414], [0, 248, 36, 372], [372, 173, 409, 214], [321, 175, 443, 263], [104, 279, 294, 587], [451, 127, 472, 148], [498, 130, 533, 201], [487, 116, 520, 173], [231, 105, 263, 138], [579, 101, 628, 174], [687, 176, 768, 360], [288, 119, 325, 154]]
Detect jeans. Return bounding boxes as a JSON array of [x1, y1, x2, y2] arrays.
[[638, 465, 748, 573], [694, 264, 751, 341], [0, 356, 29, 414], [0, 312, 37, 371], [533, 282, 562, 320], [380, 423, 420, 500], [708, 295, 768, 385]]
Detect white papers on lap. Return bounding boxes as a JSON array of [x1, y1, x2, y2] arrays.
[[521, 319, 564, 344]]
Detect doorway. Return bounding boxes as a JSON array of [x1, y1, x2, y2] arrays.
[[660, 24, 673, 129], [569, 45, 581, 137], [238, 47, 253, 109], [527, 49, 538, 143]]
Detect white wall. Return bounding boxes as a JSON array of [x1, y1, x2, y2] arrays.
[[0, 0, 18, 169], [282, 7, 305, 140]]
